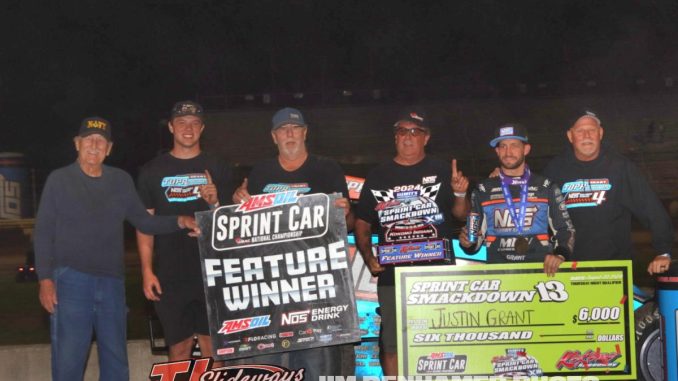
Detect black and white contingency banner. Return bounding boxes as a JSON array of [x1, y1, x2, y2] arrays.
[[196, 192, 362, 360]]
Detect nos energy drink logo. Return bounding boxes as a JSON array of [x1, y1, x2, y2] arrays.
[[218, 315, 271, 334]]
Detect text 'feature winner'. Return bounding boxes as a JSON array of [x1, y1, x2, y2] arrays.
[[196, 192, 361, 360]]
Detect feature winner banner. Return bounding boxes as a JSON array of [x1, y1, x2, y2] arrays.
[[195, 192, 362, 360], [395, 261, 635, 379]]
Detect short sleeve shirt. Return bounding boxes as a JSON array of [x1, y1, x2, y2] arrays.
[[137, 152, 233, 282]]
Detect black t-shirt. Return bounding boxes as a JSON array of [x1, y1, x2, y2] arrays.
[[356, 156, 456, 286], [137, 152, 233, 282], [244, 155, 352, 367], [247, 154, 348, 196]]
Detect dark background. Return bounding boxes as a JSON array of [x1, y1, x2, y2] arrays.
[[4, 0, 678, 173], [1, 1, 677, 352]]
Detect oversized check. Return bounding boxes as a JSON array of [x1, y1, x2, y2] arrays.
[[395, 261, 635, 379]]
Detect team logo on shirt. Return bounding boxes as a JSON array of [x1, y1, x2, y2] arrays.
[[422, 175, 437, 184], [161, 173, 208, 202], [371, 183, 444, 242], [493, 206, 539, 230], [560, 178, 611, 208], [262, 183, 311, 194], [481, 200, 549, 236]]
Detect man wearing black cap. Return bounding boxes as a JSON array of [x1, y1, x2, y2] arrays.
[[354, 109, 470, 376], [136, 101, 233, 361], [459, 123, 574, 274], [35, 117, 199, 381], [231, 107, 354, 380], [543, 111, 673, 275]]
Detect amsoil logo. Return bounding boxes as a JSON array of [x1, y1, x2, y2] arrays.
[[218, 315, 271, 334], [235, 191, 299, 213]]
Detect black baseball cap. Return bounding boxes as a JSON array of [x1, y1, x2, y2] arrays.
[[490, 123, 528, 147], [79, 117, 112, 141], [570, 109, 601, 129], [171, 100, 204, 120], [394, 108, 428, 129]]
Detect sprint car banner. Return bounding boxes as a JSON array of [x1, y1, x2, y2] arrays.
[[196, 192, 361, 360], [395, 261, 635, 379]]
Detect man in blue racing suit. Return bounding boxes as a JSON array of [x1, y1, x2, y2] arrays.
[[460, 123, 575, 276]]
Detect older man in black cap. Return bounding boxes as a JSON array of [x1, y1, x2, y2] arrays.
[[543, 110, 674, 275], [35, 117, 199, 381], [354, 109, 470, 375]]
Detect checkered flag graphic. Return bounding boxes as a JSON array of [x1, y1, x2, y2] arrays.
[[371, 183, 441, 202], [419, 183, 441, 199], [371, 189, 394, 202]]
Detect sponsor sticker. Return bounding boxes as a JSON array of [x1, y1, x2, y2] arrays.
[[416, 352, 468, 374], [281, 310, 310, 325], [556, 347, 622, 370], [216, 347, 234, 355], [218, 315, 271, 335]]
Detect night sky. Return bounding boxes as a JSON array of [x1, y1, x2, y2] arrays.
[[3, 0, 678, 171]]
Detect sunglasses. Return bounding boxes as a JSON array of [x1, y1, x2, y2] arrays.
[[394, 127, 428, 137]]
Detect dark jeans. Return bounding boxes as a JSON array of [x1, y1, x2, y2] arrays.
[[50, 267, 129, 381]]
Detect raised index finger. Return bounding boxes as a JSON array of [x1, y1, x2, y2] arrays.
[[451, 159, 458, 178], [204, 170, 213, 184]]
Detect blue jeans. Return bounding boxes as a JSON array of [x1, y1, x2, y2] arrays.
[[50, 267, 129, 381]]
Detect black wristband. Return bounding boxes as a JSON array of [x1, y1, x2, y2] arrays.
[[553, 246, 569, 260]]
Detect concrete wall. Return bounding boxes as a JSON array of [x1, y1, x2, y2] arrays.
[[0, 340, 166, 380]]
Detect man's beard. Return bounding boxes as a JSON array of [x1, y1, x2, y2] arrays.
[[501, 155, 525, 170], [280, 141, 303, 158]]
